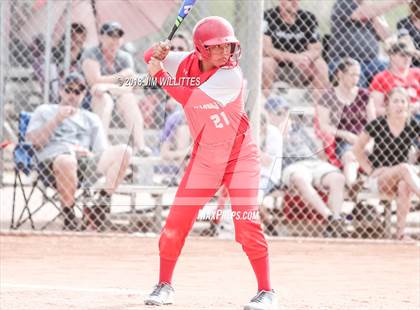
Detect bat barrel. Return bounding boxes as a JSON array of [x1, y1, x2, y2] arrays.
[[167, 0, 196, 40]]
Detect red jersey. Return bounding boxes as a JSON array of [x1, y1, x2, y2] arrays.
[[369, 68, 420, 105], [159, 51, 249, 142], [144, 49, 260, 190]]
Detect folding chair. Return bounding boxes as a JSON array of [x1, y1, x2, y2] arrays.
[[10, 111, 92, 230]]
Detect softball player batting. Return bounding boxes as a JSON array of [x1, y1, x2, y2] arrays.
[[143, 16, 278, 310]]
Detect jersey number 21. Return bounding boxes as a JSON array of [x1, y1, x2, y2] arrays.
[[210, 112, 230, 128]]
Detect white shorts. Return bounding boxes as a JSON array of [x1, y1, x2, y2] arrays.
[[282, 160, 340, 190]]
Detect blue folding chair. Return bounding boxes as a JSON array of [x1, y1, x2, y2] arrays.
[[11, 112, 38, 229], [10, 112, 91, 230]]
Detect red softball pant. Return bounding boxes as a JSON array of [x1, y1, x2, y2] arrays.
[[159, 133, 268, 261]]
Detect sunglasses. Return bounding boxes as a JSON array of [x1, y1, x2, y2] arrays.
[[107, 33, 123, 39], [170, 46, 186, 51], [398, 52, 412, 57], [275, 109, 289, 116], [64, 86, 84, 95]]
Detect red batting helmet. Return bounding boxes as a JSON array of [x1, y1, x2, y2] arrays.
[[193, 16, 241, 68]]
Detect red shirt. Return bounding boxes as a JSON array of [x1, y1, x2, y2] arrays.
[[369, 68, 420, 105]]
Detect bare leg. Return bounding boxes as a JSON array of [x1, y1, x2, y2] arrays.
[[52, 154, 78, 207], [377, 164, 420, 197], [398, 164, 420, 197], [91, 92, 114, 135], [321, 171, 346, 218], [341, 150, 359, 187], [97, 144, 132, 194], [116, 93, 146, 151], [290, 172, 332, 219], [395, 180, 412, 239]]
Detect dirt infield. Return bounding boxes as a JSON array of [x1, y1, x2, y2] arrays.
[[0, 234, 419, 310]]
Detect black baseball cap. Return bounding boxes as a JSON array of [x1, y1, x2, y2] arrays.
[[100, 21, 124, 37], [63, 72, 86, 90]]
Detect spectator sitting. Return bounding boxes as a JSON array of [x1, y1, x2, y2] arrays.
[[397, 0, 420, 67], [52, 23, 87, 76], [139, 88, 170, 130], [158, 107, 191, 185], [81, 21, 151, 156], [257, 108, 284, 236], [25, 73, 132, 231], [30, 34, 60, 102], [264, 95, 289, 134], [369, 41, 420, 117], [260, 99, 284, 196], [353, 87, 420, 240], [318, 57, 375, 188], [329, 0, 408, 87], [262, 0, 330, 102], [281, 105, 347, 237]]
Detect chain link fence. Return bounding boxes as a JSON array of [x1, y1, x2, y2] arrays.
[[1, 0, 419, 240]]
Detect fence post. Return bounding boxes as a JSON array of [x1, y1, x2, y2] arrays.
[[43, 0, 53, 105], [0, 0, 10, 186], [63, 0, 72, 77], [235, 0, 264, 146]]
